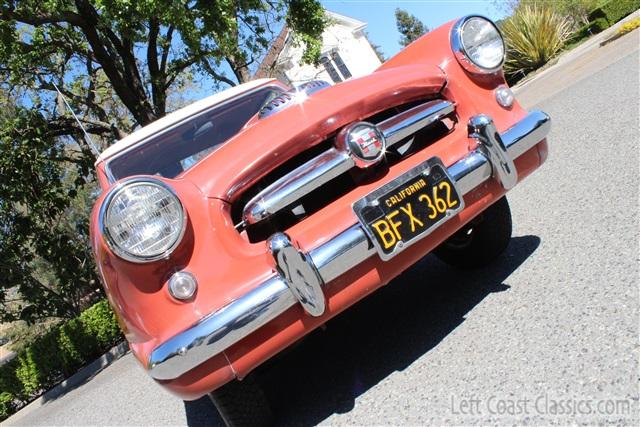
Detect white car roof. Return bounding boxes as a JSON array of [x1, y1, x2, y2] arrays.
[[96, 78, 276, 164]]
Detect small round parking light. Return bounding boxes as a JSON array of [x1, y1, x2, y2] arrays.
[[495, 85, 515, 108], [168, 272, 197, 301]]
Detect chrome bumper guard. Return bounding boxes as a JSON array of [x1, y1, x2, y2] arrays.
[[148, 111, 551, 380]]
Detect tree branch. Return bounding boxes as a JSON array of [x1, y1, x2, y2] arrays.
[[201, 60, 237, 88], [1, 6, 83, 26], [160, 25, 175, 75], [147, 18, 166, 116], [72, 0, 156, 125]]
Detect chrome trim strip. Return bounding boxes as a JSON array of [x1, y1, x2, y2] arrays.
[[147, 110, 550, 380], [243, 149, 354, 224], [378, 100, 455, 146], [309, 224, 373, 284], [448, 151, 492, 195], [149, 276, 296, 380], [504, 110, 552, 159], [242, 100, 456, 225]]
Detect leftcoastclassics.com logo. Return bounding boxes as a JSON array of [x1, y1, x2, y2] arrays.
[[449, 394, 633, 418]]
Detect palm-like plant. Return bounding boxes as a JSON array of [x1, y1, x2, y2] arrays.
[[501, 4, 573, 80]]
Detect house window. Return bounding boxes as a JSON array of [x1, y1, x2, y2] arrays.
[[331, 51, 352, 79], [320, 56, 342, 83]]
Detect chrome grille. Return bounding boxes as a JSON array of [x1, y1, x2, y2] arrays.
[[241, 99, 456, 228]]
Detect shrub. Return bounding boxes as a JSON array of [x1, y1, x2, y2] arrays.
[[0, 358, 22, 399], [589, 0, 640, 26], [79, 299, 121, 349], [570, 18, 608, 43], [570, 1, 640, 44], [0, 392, 15, 420], [502, 4, 573, 81], [590, 16, 612, 32], [0, 300, 122, 421]]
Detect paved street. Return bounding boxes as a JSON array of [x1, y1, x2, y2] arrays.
[[6, 31, 639, 426]]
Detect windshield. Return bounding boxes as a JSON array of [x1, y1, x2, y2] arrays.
[[107, 86, 282, 180]]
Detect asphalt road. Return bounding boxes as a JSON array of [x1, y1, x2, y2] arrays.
[[7, 31, 639, 426]]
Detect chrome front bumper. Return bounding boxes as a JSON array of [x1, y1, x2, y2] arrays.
[[148, 111, 551, 380]]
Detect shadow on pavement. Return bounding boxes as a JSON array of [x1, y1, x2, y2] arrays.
[[184, 396, 225, 426], [183, 235, 540, 427]]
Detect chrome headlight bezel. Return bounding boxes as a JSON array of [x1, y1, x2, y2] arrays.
[[99, 178, 187, 263], [451, 15, 505, 74]]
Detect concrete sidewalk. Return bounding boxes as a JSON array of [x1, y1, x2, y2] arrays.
[[515, 9, 640, 95], [513, 12, 640, 108]]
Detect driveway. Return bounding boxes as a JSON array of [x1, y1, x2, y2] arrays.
[[6, 30, 639, 426]]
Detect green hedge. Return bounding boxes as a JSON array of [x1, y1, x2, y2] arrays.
[[589, 0, 640, 26], [570, 0, 640, 44], [0, 300, 122, 420], [571, 17, 609, 41]]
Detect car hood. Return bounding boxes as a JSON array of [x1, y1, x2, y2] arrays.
[[180, 64, 447, 201]]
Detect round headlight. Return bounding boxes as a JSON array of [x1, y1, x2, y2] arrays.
[[452, 16, 505, 73], [100, 179, 186, 262]]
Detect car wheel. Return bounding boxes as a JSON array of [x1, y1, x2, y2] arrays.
[[434, 196, 512, 269], [208, 375, 274, 427]]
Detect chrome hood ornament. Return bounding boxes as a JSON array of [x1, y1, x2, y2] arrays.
[[258, 80, 331, 119]]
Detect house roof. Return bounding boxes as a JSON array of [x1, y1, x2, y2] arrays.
[[325, 10, 367, 32], [96, 78, 275, 164], [252, 10, 367, 80]]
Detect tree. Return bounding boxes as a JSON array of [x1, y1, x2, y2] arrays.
[[0, 0, 326, 324], [1, 0, 326, 134], [0, 101, 99, 323], [365, 32, 385, 63], [394, 8, 428, 47]]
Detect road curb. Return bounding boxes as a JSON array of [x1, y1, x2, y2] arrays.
[[4, 341, 130, 425], [46, 340, 130, 400]]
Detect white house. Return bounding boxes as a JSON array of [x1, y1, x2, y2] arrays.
[[254, 11, 382, 85]]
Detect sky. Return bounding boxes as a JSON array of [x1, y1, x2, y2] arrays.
[[320, 0, 508, 59], [166, 1, 510, 106]]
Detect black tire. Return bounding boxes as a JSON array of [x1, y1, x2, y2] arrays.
[[208, 375, 274, 427], [433, 196, 512, 269]]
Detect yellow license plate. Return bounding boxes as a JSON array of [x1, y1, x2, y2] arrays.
[[353, 158, 464, 260]]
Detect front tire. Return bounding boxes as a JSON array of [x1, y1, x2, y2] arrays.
[[434, 196, 512, 269], [208, 375, 274, 427]]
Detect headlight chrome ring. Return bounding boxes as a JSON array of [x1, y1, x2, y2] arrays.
[[99, 178, 187, 263], [451, 15, 505, 74]]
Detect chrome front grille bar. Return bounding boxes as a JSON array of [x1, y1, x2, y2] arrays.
[[242, 100, 456, 225], [378, 99, 456, 145]]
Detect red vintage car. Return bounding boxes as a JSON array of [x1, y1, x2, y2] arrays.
[[91, 16, 550, 425]]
